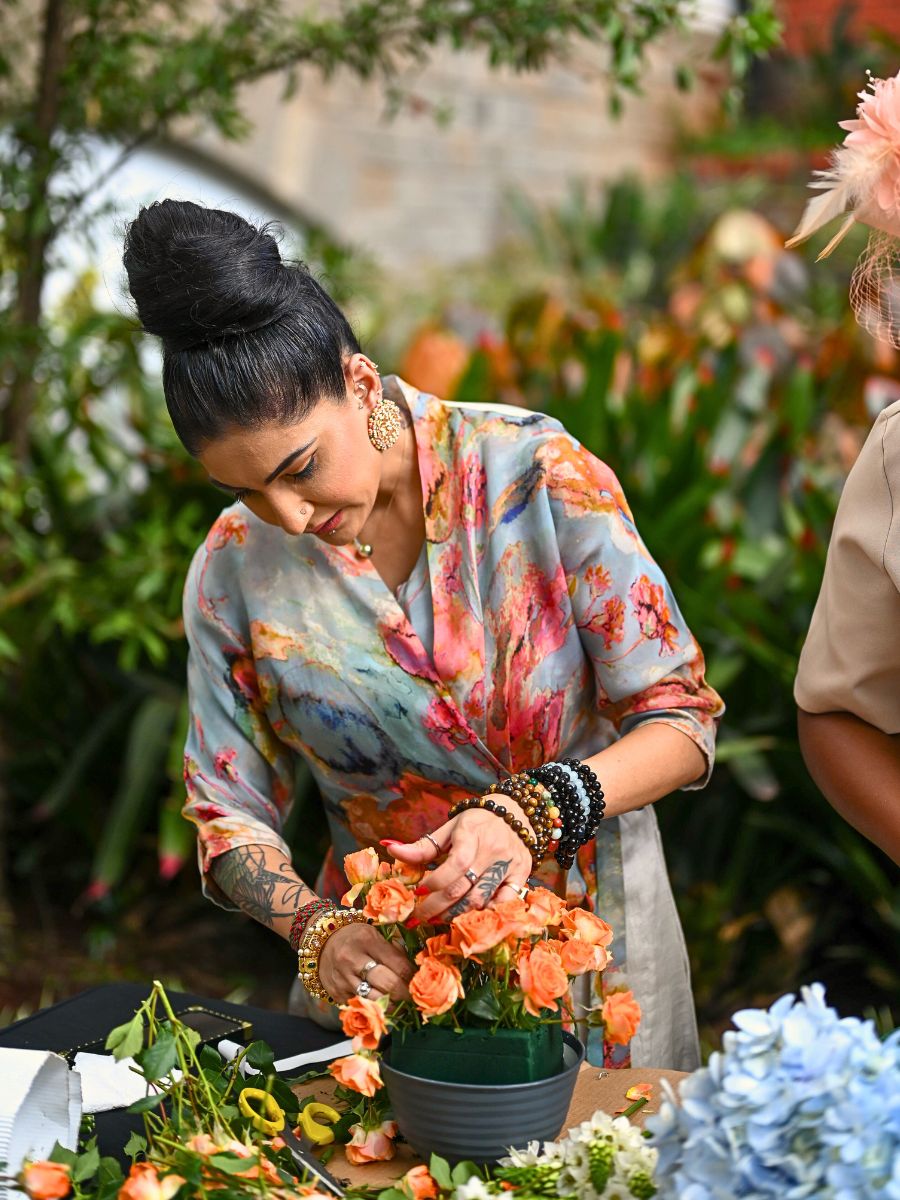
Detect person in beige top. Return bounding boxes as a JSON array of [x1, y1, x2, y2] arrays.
[[795, 397, 900, 864]]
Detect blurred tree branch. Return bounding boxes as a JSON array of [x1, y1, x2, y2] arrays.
[[0, 0, 781, 458]]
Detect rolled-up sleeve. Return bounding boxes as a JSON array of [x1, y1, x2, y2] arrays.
[[540, 432, 724, 787], [182, 524, 296, 907], [795, 399, 900, 733]]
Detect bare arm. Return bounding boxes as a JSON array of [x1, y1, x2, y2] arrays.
[[210, 844, 317, 941], [797, 708, 900, 865], [581, 720, 708, 815]]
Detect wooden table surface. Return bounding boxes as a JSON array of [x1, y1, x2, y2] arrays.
[[293, 1065, 687, 1190]]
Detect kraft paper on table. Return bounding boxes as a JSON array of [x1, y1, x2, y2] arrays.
[[292, 1066, 687, 1190]]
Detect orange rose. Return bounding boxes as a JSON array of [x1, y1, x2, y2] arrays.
[[415, 932, 461, 965], [487, 897, 537, 940], [117, 1163, 186, 1200], [184, 1134, 218, 1156], [451, 908, 510, 957], [390, 860, 425, 886], [516, 942, 569, 1017], [409, 956, 465, 1019], [341, 847, 383, 904], [525, 887, 569, 928], [602, 990, 641, 1045], [328, 1051, 383, 1096], [561, 907, 614, 947], [559, 938, 609, 975], [339, 995, 389, 1050], [21, 1163, 71, 1200], [401, 1164, 440, 1199], [362, 878, 416, 925], [345, 1120, 398, 1164]]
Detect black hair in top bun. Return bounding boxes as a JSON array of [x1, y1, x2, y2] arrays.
[[122, 199, 360, 454]]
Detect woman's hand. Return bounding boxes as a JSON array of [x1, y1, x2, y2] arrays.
[[386, 797, 533, 922], [318, 921, 415, 1006]]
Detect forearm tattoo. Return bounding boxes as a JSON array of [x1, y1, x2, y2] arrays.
[[446, 857, 511, 918], [212, 846, 311, 927]]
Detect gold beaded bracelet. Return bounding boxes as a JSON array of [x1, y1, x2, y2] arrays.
[[296, 906, 371, 1004]]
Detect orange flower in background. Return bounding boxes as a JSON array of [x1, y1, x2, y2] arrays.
[[328, 1052, 383, 1096], [341, 847, 383, 904], [602, 990, 642, 1045], [452, 908, 510, 956], [525, 887, 569, 928], [400, 1164, 440, 1199], [339, 995, 389, 1050], [561, 907, 614, 947], [517, 941, 569, 1017], [409, 956, 465, 1018], [117, 1163, 186, 1200], [21, 1162, 72, 1200], [362, 878, 416, 925], [345, 1120, 399, 1165], [560, 938, 609, 975]]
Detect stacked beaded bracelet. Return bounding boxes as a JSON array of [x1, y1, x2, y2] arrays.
[[487, 773, 557, 862], [448, 773, 556, 869], [289, 897, 333, 953], [531, 759, 605, 869], [296, 906, 371, 1003]]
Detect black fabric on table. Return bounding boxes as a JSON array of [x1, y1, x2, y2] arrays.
[[0, 983, 339, 1163]]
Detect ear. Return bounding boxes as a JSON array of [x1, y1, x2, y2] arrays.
[[345, 353, 381, 408]]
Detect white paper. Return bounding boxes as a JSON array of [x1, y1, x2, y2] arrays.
[[0, 1050, 82, 1199], [72, 1053, 172, 1115]]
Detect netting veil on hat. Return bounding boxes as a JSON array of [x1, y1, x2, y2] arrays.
[[786, 68, 900, 347]]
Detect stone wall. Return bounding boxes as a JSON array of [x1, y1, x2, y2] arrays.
[[177, 35, 723, 269]]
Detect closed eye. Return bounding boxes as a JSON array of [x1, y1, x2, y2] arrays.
[[285, 452, 318, 482], [210, 452, 316, 504]]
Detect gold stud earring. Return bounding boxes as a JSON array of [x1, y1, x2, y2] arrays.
[[367, 391, 402, 452]]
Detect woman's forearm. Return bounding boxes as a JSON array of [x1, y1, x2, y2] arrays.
[[797, 708, 900, 864], [210, 845, 317, 940], [582, 720, 708, 817]]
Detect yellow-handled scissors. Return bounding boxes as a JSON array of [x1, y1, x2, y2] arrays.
[[238, 1089, 343, 1195], [239, 1088, 339, 1145]]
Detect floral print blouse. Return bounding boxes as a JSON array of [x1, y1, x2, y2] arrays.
[[182, 377, 724, 1069]]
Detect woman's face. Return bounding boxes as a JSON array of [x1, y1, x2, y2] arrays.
[[196, 360, 386, 542]]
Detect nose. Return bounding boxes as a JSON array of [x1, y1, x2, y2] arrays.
[[267, 493, 311, 536]]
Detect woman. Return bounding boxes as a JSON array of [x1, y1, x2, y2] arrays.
[[795, 397, 900, 865], [123, 199, 723, 1070]]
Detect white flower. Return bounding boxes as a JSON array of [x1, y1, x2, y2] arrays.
[[452, 1178, 496, 1200]]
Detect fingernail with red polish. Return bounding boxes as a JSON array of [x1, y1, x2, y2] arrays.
[[414, 885, 430, 897], [405, 917, 421, 929], [379, 839, 401, 848]]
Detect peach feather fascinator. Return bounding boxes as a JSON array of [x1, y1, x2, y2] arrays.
[[786, 68, 900, 346]]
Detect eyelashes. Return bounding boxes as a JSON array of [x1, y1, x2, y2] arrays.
[[219, 452, 319, 505]]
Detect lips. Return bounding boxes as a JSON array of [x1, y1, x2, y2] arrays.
[[313, 509, 343, 536]]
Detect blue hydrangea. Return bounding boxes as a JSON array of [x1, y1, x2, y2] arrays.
[[645, 984, 900, 1199]]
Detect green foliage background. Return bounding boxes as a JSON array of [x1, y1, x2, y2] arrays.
[[4, 0, 898, 1041]]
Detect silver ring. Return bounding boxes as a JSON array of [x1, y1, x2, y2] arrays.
[[464, 868, 479, 885], [423, 832, 443, 854], [356, 979, 372, 998], [360, 959, 377, 983]]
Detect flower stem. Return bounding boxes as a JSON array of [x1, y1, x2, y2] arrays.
[[621, 1097, 648, 1118]]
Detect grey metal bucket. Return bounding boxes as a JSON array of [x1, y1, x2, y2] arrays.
[[381, 1030, 585, 1165]]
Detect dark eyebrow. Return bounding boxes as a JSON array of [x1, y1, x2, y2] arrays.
[[207, 438, 317, 493], [264, 438, 316, 484]]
